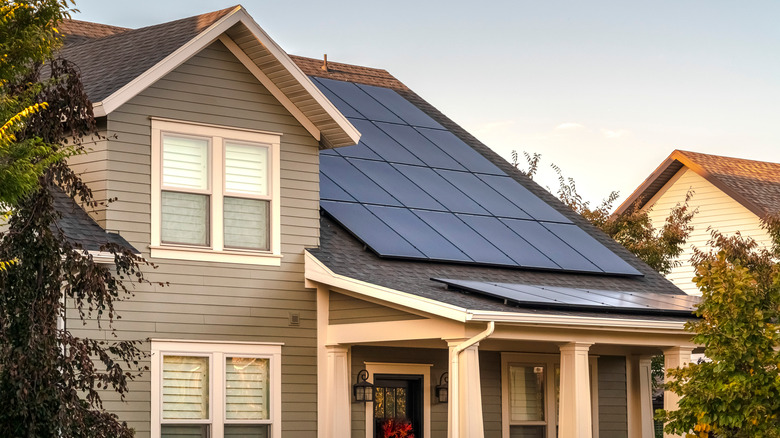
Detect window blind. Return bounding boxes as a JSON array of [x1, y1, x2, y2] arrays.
[[225, 357, 269, 420], [223, 198, 269, 250], [509, 365, 545, 422], [225, 142, 268, 196], [162, 192, 209, 246], [162, 356, 209, 420], [163, 135, 209, 190]]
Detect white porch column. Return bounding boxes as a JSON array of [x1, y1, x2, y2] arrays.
[[662, 347, 693, 438], [447, 341, 485, 438], [325, 345, 351, 437], [559, 342, 593, 438], [626, 355, 654, 438]]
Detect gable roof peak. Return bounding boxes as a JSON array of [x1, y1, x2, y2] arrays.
[[616, 149, 780, 218]]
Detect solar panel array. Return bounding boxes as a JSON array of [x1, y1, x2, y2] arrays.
[[433, 278, 699, 316], [313, 76, 643, 276]]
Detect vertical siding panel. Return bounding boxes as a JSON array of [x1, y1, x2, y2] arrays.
[[598, 356, 628, 438], [69, 40, 321, 437]]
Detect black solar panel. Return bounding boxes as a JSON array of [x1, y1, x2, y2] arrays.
[[433, 278, 699, 316], [316, 76, 643, 276]]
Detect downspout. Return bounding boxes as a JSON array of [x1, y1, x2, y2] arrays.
[[450, 321, 495, 438]]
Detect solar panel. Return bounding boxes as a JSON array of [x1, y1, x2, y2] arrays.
[[315, 77, 404, 124], [542, 222, 642, 276], [375, 122, 467, 171], [349, 158, 445, 210], [499, 218, 601, 273], [456, 214, 560, 270], [433, 278, 699, 316], [436, 169, 532, 219], [392, 164, 489, 215], [321, 201, 424, 258], [320, 155, 401, 206], [416, 128, 505, 175], [348, 119, 424, 166], [355, 83, 444, 129], [315, 76, 644, 277], [413, 210, 515, 265], [366, 205, 471, 262]]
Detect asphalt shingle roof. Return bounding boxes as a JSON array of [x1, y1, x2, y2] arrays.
[[52, 190, 137, 253], [59, 6, 237, 102], [618, 149, 780, 218]]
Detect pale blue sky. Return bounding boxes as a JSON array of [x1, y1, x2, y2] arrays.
[[72, 1, 780, 207]]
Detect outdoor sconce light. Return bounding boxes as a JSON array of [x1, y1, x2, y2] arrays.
[[435, 372, 449, 403], [353, 369, 374, 403]]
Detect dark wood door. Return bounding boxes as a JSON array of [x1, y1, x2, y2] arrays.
[[373, 374, 423, 438]]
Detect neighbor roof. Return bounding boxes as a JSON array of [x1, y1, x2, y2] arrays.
[[294, 56, 691, 319], [58, 6, 359, 148], [616, 150, 780, 218]]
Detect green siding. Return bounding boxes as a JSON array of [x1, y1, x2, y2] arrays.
[[598, 356, 629, 438], [329, 292, 426, 324], [67, 40, 321, 437]]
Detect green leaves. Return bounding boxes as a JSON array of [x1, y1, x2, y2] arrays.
[[659, 218, 780, 437]]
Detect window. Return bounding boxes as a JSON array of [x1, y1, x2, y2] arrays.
[[501, 353, 598, 438], [151, 340, 282, 438], [151, 119, 282, 265]]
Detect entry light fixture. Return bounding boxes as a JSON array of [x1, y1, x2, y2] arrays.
[[436, 372, 449, 403], [353, 369, 374, 403]]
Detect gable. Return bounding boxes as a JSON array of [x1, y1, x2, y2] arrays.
[[60, 7, 359, 147], [646, 167, 772, 294]]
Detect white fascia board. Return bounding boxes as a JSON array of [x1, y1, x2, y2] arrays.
[[304, 251, 469, 323], [92, 7, 360, 147], [467, 310, 689, 331], [236, 10, 361, 145]]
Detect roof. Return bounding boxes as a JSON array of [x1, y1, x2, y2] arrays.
[[616, 149, 780, 218], [295, 57, 692, 320], [59, 6, 359, 148], [52, 189, 138, 255]]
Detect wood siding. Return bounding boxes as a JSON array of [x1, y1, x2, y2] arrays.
[[598, 356, 628, 438], [645, 168, 772, 295], [329, 292, 426, 324], [67, 40, 321, 437]]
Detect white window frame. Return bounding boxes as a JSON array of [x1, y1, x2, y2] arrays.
[[150, 118, 283, 265], [151, 340, 283, 438], [501, 353, 599, 438]]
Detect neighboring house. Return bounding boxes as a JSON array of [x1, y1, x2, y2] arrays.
[[54, 6, 699, 438], [616, 150, 780, 295]]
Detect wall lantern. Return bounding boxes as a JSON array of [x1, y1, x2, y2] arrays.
[[435, 372, 449, 403], [353, 369, 374, 403]]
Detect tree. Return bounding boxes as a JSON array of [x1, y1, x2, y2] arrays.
[[0, 0, 76, 206], [513, 150, 695, 275], [658, 218, 780, 438], [0, 1, 160, 436]]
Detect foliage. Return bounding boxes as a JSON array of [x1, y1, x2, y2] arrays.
[[381, 418, 415, 438], [658, 218, 780, 438], [0, 1, 161, 436], [514, 150, 695, 275], [0, 0, 75, 206]]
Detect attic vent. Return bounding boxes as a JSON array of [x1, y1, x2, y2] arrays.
[[289, 312, 301, 326], [321, 54, 329, 72]]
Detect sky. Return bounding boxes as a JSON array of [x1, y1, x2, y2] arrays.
[[71, 0, 780, 208]]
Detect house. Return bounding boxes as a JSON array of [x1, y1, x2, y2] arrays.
[[56, 6, 699, 438], [615, 150, 780, 295]]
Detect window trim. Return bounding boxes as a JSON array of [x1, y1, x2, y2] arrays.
[[501, 352, 599, 438], [151, 340, 283, 438], [151, 118, 283, 265]]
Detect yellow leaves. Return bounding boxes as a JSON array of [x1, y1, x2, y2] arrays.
[[0, 102, 49, 144], [0, 259, 16, 271]]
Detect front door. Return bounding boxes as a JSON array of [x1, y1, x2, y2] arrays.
[[373, 374, 423, 438]]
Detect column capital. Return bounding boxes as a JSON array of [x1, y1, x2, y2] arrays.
[[662, 345, 695, 355], [559, 341, 593, 352], [325, 344, 349, 353]]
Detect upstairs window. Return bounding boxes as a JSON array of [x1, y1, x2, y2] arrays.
[[151, 119, 282, 265]]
